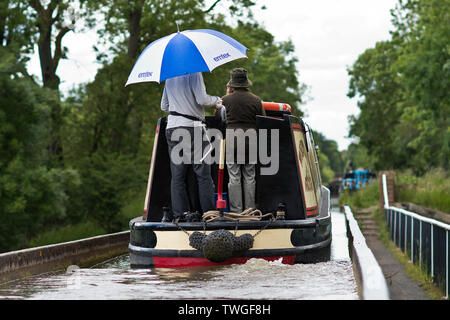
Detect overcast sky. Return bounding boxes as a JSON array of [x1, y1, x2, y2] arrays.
[[27, 0, 398, 151], [254, 0, 398, 150]]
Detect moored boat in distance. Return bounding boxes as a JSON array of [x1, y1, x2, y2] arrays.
[[129, 102, 332, 268]]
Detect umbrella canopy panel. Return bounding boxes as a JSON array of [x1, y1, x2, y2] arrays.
[[126, 29, 248, 85]]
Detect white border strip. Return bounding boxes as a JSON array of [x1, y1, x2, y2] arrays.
[[382, 173, 389, 207], [344, 205, 390, 300]]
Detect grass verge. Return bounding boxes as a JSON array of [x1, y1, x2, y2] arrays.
[[372, 207, 446, 300], [27, 190, 145, 249], [28, 220, 107, 248], [395, 168, 449, 214], [340, 182, 446, 299]]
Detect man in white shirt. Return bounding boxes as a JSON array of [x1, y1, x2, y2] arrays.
[[161, 72, 221, 221]]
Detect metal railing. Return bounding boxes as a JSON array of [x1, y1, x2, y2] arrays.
[[382, 174, 449, 299]]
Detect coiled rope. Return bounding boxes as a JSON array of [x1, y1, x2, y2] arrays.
[[202, 208, 274, 222]]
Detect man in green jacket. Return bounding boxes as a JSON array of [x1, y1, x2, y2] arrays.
[[219, 68, 266, 212]]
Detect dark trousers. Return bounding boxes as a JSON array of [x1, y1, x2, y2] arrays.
[[166, 126, 215, 217]]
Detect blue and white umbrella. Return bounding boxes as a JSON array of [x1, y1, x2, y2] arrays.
[[125, 29, 248, 86]]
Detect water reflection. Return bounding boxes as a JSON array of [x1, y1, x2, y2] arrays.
[[0, 210, 358, 300]]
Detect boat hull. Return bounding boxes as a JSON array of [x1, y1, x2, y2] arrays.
[[129, 217, 332, 268]]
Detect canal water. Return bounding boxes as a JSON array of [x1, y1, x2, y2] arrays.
[[0, 210, 358, 300]]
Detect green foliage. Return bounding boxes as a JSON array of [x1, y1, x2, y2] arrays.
[[60, 0, 309, 237], [28, 220, 106, 248], [0, 0, 337, 253], [307, 130, 345, 184], [347, 0, 449, 174], [316, 151, 334, 184], [395, 169, 450, 213], [340, 168, 450, 215], [0, 48, 80, 252], [339, 182, 380, 211], [119, 191, 147, 223], [347, 40, 405, 170], [343, 143, 377, 172], [67, 153, 147, 232], [228, 23, 306, 114], [0, 0, 36, 55], [312, 131, 344, 175]]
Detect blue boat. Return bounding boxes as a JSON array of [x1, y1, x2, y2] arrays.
[[340, 169, 376, 191]]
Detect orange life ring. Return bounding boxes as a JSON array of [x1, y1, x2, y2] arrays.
[[262, 102, 292, 112]]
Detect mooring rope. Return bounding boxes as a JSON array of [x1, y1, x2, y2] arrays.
[[202, 208, 274, 222]]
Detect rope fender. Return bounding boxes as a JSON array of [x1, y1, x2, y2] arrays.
[[184, 209, 275, 263], [189, 230, 254, 263]]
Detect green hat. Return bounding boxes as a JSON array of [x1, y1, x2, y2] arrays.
[[227, 68, 252, 88]]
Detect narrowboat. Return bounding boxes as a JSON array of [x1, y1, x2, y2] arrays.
[[340, 169, 376, 191], [129, 102, 332, 268]]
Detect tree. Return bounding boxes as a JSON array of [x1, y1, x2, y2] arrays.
[[347, 0, 449, 174], [0, 48, 79, 252], [67, 0, 305, 159], [60, 0, 307, 233], [312, 131, 344, 175], [27, 0, 96, 90], [227, 22, 306, 115], [0, 0, 35, 56], [347, 40, 405, 170], [25, 0, 98, 162], [343, 143, 376, 172], [391, 0, 449, 172]]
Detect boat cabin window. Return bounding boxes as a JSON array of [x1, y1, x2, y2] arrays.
[[344, 172, 355, 179]]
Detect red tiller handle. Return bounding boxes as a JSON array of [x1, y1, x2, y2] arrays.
[[216, 139, 227, 209]]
